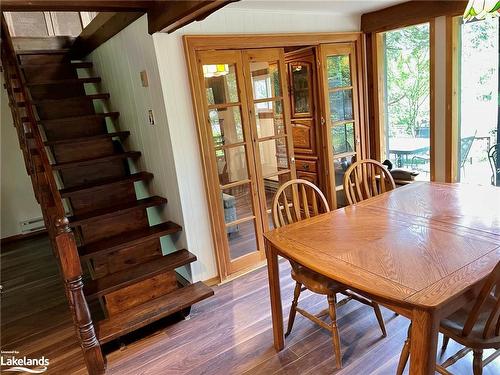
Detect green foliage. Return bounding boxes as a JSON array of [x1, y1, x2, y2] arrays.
[[385, 24, 430, 137]]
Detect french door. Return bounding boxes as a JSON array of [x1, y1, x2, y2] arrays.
[[318, 43, 363, 208], [197, 48, 295, 277]]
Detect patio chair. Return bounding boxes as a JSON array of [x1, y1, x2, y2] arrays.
[[411, 134, 476, 175], [459, 134, 476, 176], [488, 143, 499, 186]]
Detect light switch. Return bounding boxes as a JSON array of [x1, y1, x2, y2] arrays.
[[148, 109, 155, 126]]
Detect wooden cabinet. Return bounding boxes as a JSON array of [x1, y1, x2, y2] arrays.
[[286, 48, 324, 196], [292, 119, 316, 155]]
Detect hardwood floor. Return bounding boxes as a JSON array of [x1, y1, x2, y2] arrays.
[[1, 235, 499, 374]]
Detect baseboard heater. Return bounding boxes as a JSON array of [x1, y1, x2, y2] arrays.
[[20, 217, 45, 234]]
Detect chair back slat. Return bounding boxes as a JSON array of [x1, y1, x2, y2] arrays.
[[462, 261, 500, 339], [281, 192, 293, 225], [292, 184, 301, 221], [311, 190, 319, 215], [272, 179, 330, 228], [361, 163, 372, 199], [301, 184, 311, 219], [343, 159, 396, 205], [370, 163, 379, 195]]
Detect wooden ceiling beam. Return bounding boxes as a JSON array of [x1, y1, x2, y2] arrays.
[[361, 0, 468, 33], [1, 0, 151, 12], [147, 0, 238, 34], [70, 12, 144, 58]]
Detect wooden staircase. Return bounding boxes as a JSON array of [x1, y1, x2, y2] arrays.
[[1, 32, 213, 375]]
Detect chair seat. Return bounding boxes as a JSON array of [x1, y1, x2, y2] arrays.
[[291, 264, 345, 295], [440, 295, 500, 350]]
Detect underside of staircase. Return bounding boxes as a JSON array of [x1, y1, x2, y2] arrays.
[[12, 41, 213, 346]]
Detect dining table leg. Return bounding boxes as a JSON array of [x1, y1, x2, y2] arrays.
[[410, 307, 439, 375], [265, 240, 284, 351]]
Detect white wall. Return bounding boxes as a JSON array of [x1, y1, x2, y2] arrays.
[[1, 74, 42, 239], [152, 7, 360, 281], [87, 16, 192, 276]]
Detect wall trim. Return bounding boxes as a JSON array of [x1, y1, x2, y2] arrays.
[[1, 229, 47, 247]]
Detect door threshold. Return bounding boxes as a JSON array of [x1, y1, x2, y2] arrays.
[[218, 260, 268, 285]]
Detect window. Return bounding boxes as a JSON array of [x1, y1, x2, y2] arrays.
[[380, 23, 431, 179]]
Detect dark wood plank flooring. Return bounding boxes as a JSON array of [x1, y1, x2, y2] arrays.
[[1, 235, 498, 374]]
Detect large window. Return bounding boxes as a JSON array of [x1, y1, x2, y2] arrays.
[[457, 17, 499, 186], [381, 23, 431, 179]]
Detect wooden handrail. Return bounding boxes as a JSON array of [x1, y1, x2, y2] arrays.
[[1, 15, 105, 375]]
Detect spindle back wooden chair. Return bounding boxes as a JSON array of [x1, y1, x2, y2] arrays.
[[397, 261, 500, 375], [271, 179, 387, 369], [343, 159, 396, 205], [272, 179, 330, 228]]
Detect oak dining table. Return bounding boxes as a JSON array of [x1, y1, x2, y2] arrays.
[[264, 182, 500, 375]]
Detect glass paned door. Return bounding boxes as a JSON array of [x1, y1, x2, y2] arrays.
[[456, 17, 498, 186], [318, 43, 361, 207], [198, 50, 265, 274], [242, 49, 297, 230]]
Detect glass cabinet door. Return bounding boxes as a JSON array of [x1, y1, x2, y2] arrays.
[[198, 50, 265, 274], [318, 43, 361, 208], [242, 49, 297, 230], [290, 61, 313, 117]]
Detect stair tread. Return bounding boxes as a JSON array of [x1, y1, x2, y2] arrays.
[[79, 221, 182, 259], [26, 77, 101, 86], [69, 195, 167, 227], [39, 112, 119, 125], [44, 131, 129, 146], [59, 172, 153, 197], [51, 151, 141, 170], [32, 93, 110, 104], [97, 281, 213, 344], [84, 249, 197, 300]]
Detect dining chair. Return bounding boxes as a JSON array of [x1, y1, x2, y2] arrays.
[[271, 179, 387, 369], [396, 261, 500, 375], [343, 159, 396, 205]]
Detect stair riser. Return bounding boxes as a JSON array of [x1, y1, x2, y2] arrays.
[[79, 209, 149, 244], [42, 118, 106, 141], [19, 54, 69, 65], [59, 160, 127, 188], [29, 83, 87, 100], [104, 271, 178, 317], [68, 182, 137, 216], [23, 64, 78, 83], [91, 238, 163, 279], [35, 98, 95, 120], [52, 139, 115, 163]]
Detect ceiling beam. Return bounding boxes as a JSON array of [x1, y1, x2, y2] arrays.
[[361, 1, 468, 33], [71, 12, 144, 58], [147, 0, 237, 34], [1, 0, 151, 12]]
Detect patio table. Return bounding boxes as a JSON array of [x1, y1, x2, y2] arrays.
[[389, 137, 430, 167]]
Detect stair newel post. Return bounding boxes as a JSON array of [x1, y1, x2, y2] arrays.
[[54, 217, 105, 375]]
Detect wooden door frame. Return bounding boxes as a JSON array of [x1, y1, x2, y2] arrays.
[[183, 32, 366, 280]]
